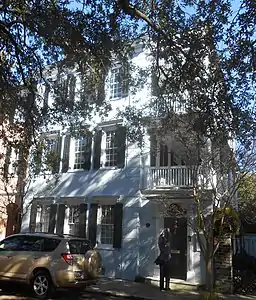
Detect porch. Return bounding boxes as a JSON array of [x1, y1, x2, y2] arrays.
[[146, 166, 213, 190], [147, 166, 194, 189]]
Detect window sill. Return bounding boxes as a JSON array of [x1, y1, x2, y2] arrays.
[[67, 169, 89, 173], [100, 166, 120, 170], [109, 95, 128, 101], [95, 244, 114, 251]]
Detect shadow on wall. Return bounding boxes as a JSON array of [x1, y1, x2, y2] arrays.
[[25, 153, 142, 201], [21, 153, 143, 231], [138, 201, 158, 278], [99, 201, 157, 282], [121, 209, 140, 280], [99, 249, 116, 278], [99, 206, 141, 281]]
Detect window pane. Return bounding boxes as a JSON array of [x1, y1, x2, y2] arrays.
[[19, 236, 44, 251], [68, 206, 80, 224], [105, 131, 118, 167], [47, 139, 58, 152], [0, 236, 23, 251], [100, 205, 114, 245], [110, 66, 128, 99], [68, 206, 80, 236], [42, 206, 50, 232], [42, 238, 61, 252], [74, 137, 86, 169]]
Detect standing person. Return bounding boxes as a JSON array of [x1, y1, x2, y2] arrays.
[[155, 228, 172, 291]]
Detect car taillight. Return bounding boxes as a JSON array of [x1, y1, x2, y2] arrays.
[[61, 253, 73, 265]]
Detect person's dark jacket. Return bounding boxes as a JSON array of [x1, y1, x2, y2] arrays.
[[157, 233, 171, 263]]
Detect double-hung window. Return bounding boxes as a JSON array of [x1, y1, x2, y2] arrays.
[[99, 205, 114, 245], [74, 137, 86, 169], [109, 65, 128, 100], [47, 139, 58, 153], [35, 205, 50, 232], [68, 205, 80, 235], [43, 132, 61, 174], [10, 149, 20, 175], [105, 131, 118, 167]]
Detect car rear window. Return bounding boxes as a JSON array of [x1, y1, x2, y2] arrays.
[[68, 240, 92, 254]]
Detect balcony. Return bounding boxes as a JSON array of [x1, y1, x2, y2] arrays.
[[147, 166, 194, 189]]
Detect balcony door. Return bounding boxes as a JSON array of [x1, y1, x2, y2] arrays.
[[159, 143, 180, 167], [150, 135, 185, 168]]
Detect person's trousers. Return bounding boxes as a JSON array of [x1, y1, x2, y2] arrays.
[[159, 262, 170, 290]]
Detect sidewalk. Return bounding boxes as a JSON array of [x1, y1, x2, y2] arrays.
[[86, 278, 256, 300]]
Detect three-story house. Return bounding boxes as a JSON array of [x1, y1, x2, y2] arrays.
[[21, 39, 232, 286]]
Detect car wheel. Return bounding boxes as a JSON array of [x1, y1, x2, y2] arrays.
[[31, 271, 53, 299]]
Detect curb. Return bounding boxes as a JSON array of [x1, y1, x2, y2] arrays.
[[86, 289, 149, 300], [85, 288, 256, 300]]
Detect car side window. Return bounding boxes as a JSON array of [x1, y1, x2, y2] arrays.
[[42, 238, 61, 252], [0, 236, 23, 251], [19, 236, 44, 251]]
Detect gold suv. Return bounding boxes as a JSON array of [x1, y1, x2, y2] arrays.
[[0, 232, 102, 299]]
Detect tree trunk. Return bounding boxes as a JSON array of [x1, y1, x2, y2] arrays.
[[205, 255, 214, 292], [6, 203, 19, 237], [13, 146, 30, 235]]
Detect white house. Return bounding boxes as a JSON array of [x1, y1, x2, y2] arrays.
[[20, 39, 230, 286]]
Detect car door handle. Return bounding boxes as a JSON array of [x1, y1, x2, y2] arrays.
[[33, 257, 40, 261]]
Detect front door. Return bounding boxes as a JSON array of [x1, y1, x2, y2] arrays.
[[164, 216, 187, 280]]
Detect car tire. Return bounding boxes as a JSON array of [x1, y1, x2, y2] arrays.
[[31, 270, 54, 299]]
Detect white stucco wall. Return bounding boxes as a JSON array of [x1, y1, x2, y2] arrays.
[[19, 43, 207, 285]]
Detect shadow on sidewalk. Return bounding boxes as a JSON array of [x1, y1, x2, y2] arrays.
[[87, 278, 256, 300]]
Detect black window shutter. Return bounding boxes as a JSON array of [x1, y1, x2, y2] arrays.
[[170, 150, 178, 166], [68, 75, 76, 105], [62, 134, 71, 172], [79, 203, 87, 238], [56, 204, 66, 235], [93, 130, 102, 169], [62, 76, 69, 100], [3, 145, 11, 179], [113, 203, 123, 249], [88, 203, 98, 247], [160, 143, 168, 167], [29, 202, 37, 232], [83, 133, 92, 170], [53, 133, 62, 174], [151, 68, 159, 97], [116, 126, 126, 168], [43, 84, 50, 114], [34, 143, 43, 175], [150, 133, 157, 167], [48, 204, 57, 233]]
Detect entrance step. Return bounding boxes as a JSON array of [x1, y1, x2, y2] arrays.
[[141, 276, 203, 292], [155, 186, 192, 190]]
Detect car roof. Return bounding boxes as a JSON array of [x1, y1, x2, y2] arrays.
[[7, 232, 63, 239], [6, 232, 91, 242]]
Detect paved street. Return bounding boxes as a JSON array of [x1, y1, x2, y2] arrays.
[[0, 285, 126, 300], [1, 279, 256, 300]]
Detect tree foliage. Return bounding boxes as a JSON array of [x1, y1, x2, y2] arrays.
[[0, 0, 141, 233], [118, 0, 255, 292], [119, 0, 255, 144], [0, 0, 142, 127], [238, 173, 256, 224], [0, 0, 255, 288]]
